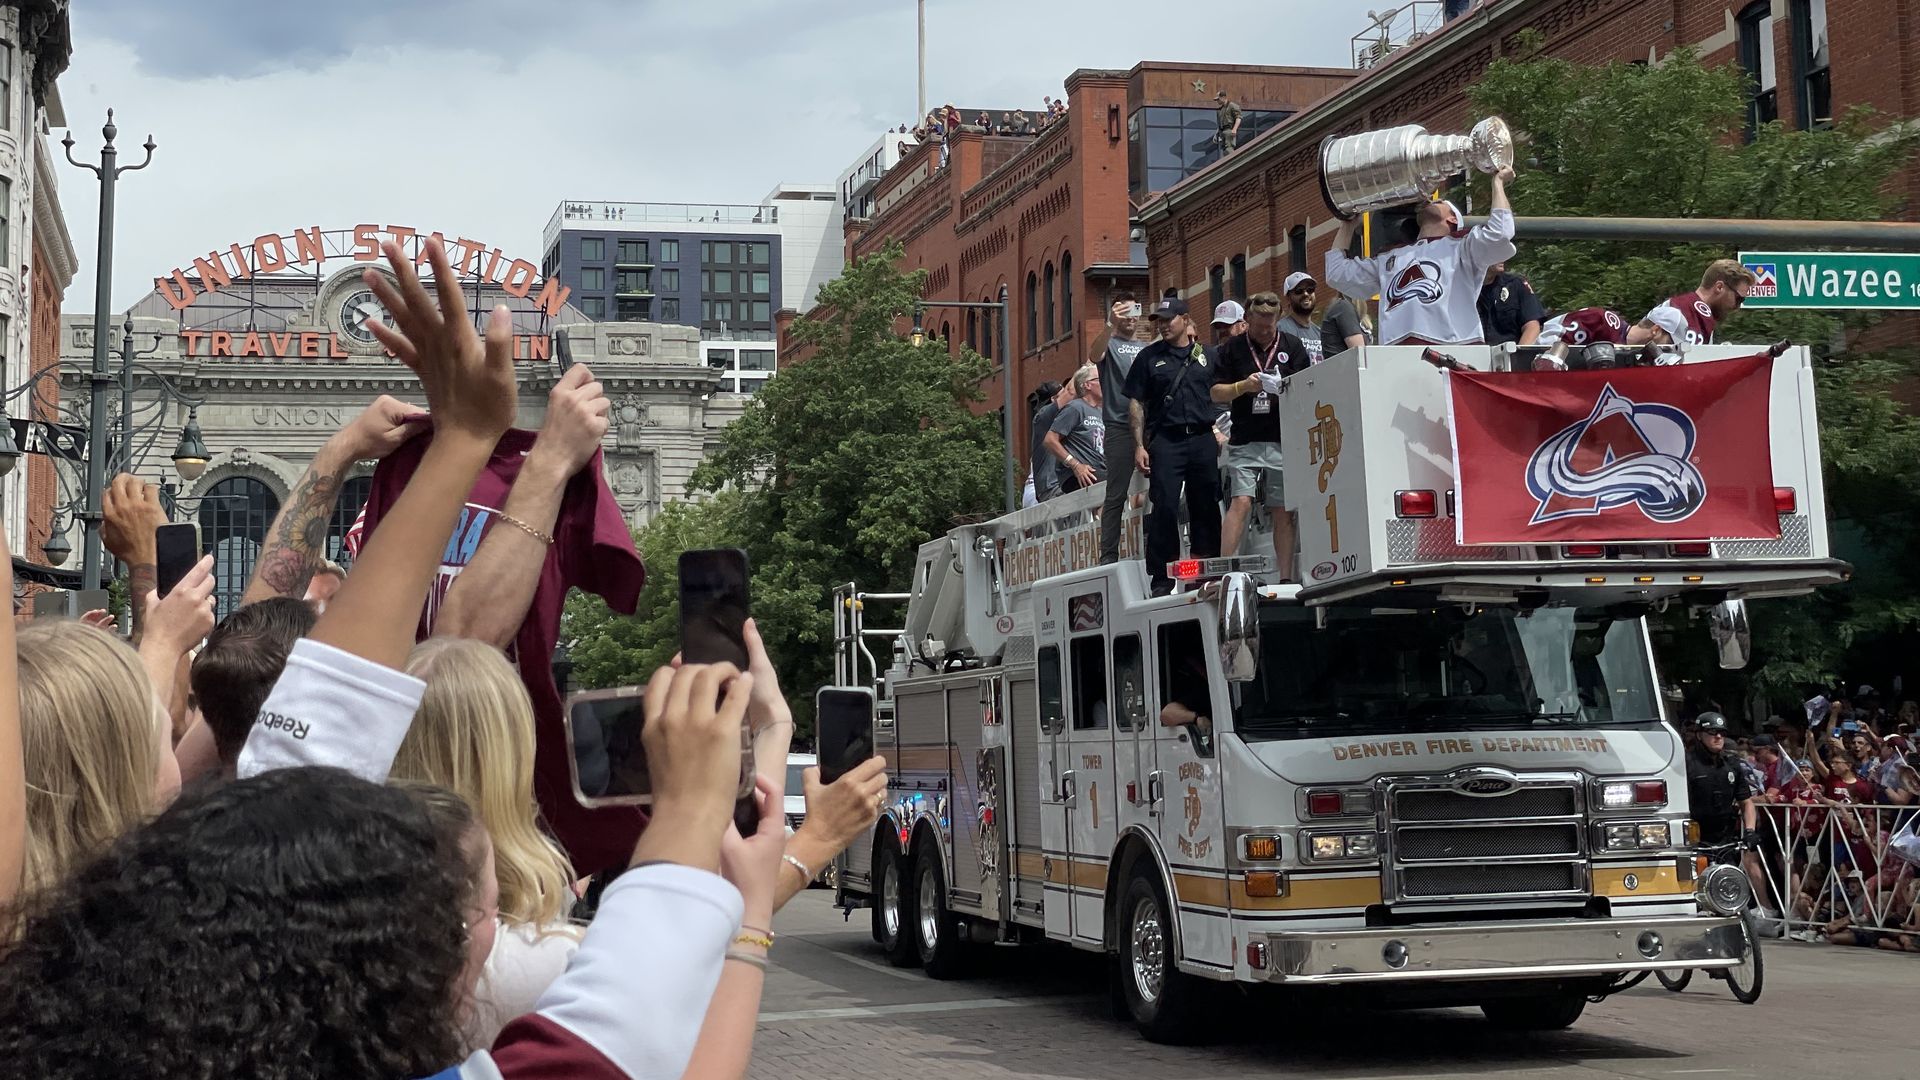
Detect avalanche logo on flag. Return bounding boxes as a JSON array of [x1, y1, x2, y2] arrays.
[[1445, 355, 1778, 545], [1525, 386, 1705, 525]]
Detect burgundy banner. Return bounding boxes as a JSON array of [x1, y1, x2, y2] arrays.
[[1447, 355, 1779, 545]]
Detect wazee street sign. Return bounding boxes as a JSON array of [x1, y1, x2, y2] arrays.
[[1738, 251, 1920, 309]]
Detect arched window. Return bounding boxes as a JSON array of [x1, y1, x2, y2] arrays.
[[966, 309, 977, 352], [327, 475, 375, 568], [1043, 261, 1056, 343], [200, 476, 281, 619], [1025, 272, 1039, 351], [941, 320, 952, 352], [1060, 252, 1074, 325]]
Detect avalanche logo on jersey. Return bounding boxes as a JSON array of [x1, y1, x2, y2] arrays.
[[1525, 385, 1706, 525], [1385, 259, 1444, 307]]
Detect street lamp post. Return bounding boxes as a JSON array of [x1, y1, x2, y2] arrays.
[[911, 284, 1016, 513], [64, 109, 156, 590]]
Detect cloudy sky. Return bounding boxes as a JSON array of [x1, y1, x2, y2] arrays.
[[57, 0, 1372, 311]]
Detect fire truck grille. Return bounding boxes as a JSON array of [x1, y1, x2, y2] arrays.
[[1401, 862, 1584, 899], [1386, 780, 1588, 904], [1395, 788, 1577, 821], [1395, 823, 1581, 860]]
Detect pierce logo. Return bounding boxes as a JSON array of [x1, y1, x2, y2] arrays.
[[1455, 776, 1515, 796], [1385, 259, 1444, 308], [1310, 561, 1337, 581], [1525, 385, 1705, 526]]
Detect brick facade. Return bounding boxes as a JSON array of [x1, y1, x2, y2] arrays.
[[26, 234, 64, 568], [1142, 0, 1918, 317]]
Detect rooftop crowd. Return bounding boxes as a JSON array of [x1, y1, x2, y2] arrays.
[[0, 240, 891, 1079]]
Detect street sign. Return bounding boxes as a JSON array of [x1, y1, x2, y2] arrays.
[[1738, 251, 1920, 309], [8, 418, 88, 462]]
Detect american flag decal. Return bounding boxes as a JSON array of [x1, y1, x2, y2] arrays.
[[1068, 592, 1104, 632]]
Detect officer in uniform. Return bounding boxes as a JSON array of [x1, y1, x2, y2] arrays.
[[1123, 297, 1222, 596], [1684, 712, 1759, 849], [1476, 261, 1547, 346]]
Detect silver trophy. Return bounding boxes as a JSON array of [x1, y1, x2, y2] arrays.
[[1318, 117, 1515, 218]]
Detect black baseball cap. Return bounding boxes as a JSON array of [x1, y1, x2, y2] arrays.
[[1696, 712, 1729, 733], [1751, 734, 1778, 748], [1149, 297, 1189, 320]]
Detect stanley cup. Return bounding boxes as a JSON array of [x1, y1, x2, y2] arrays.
[[1318, 117, 1515, 218]]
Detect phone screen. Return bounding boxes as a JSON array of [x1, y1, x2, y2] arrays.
[[815, 688, 876, 784], [555, 327, 574, 374], [154, 523, 201, 598], [679, 549, 750, 669], [565, 686, 755, 809]]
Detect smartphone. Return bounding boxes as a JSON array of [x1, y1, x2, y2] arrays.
[[1123, 301, 1143, 319], [815, 687, 876, 785], [678, 548, 755, 832], [555, 326, 574, 374], [154, 523, 201, 598], [563, 685, 754, 809]]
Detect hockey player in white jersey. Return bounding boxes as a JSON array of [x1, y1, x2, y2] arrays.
[[1325, 165, 1517, 346]]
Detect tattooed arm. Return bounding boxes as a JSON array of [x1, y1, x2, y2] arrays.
[[241, 396, 425, 606]]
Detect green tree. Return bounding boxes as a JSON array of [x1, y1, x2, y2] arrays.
[[1468, 38, 1920, 703], [563, 242, 1005, 730]]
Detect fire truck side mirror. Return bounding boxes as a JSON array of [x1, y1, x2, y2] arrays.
[[1219, 572, 1260, 682], [1708, 599, 1751, 671]]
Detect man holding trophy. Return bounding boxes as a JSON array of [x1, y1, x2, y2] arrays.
[[1319, 118, 1520, 347]]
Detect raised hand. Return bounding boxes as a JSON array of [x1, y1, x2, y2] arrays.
[[141, 554, 216, 656], [362, 239, 517, 447], [100, 474, 167, 566], [633, 662, 753, 874], [531, 363, 611, 477], [799, 757, 887, 853], [331, 394, 428, 462]]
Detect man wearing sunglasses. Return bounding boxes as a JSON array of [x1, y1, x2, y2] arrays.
[[1641, 258, 1756, 348]]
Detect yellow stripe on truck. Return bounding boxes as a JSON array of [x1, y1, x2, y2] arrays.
[[1175, 872, 1384, 911], [1592, 862, 1690, 898]]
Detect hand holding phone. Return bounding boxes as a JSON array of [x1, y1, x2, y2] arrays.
[[815, 687, 876, 785], [154, 523, 202, 598], [679, 549, 756, 834], [627, 663, 757, 873], [565, 679, 754, 809]]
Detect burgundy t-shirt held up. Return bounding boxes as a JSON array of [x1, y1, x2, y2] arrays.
[[350, 427, 647, 874]]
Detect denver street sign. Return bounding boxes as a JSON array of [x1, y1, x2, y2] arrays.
[[1738, 251, 1920, 309]]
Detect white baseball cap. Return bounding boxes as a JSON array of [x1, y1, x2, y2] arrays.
[[1282, 271, 1317, 294], [1643, 303, 1690, 353], [1211, 300, 1246, 326]]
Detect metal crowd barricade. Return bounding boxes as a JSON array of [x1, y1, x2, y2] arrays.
[[1753, 798, 1920, 943]]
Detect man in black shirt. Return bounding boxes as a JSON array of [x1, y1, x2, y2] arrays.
[[1123, 297, 1222, 596], [1477, 261, 1547, 346], [1685, 712, 1759, 846], [1212, 291, 1310, 581]]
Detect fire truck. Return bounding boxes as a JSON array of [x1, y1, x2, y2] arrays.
[[829, 343, 1844, 1042]]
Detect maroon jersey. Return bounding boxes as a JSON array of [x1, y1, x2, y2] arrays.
[[1649, 291, 1718, 346], [1538, 307, 1627, 348], [352, 427, 648, 874]]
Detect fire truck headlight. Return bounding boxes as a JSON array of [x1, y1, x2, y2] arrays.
[[1637, 823, 1671, 849], [1307, 832, 1377, 860], [1345, 833, 1377, 858], [1603, 823, 1639, 850], [1310, 835, 1346, 860]]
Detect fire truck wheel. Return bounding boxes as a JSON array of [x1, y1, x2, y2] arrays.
[[914, 843, 968, 978], [1479, 990, 1587, 1030], [1116, 865, 1213, 1044], [873, 834, 919, 967]]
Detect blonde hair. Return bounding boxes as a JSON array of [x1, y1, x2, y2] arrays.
[[1701, 258, 1757, 292], [17, 620, 163, 896], [395, 638, 574, 927]]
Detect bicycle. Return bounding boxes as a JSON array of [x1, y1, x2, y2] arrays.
[[1654, 839, 1764, 1004]]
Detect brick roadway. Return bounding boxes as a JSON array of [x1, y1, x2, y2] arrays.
[[755, 891, 1920, 1080]]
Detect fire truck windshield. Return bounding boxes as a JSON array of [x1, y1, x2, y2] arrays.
[[1232, 604, 1661, 741]]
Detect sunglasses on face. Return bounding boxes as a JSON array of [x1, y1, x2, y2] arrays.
[[1290, 286, 1316, 296]]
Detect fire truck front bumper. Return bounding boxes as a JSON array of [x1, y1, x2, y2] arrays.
[[1253, 914, 1745, 985]]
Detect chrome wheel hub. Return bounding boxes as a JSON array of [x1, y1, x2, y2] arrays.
[[1129, 895, 1166, 1003]]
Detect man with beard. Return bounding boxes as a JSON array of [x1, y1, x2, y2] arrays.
[[1211, 292, 1310, 580], [1642, 259, 1756, 346]]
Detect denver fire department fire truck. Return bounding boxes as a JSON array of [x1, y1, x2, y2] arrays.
[[829, 342, 1844, 1043]]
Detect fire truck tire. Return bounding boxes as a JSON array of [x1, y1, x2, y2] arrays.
[[1116, 865, 1214, 1044], [1479, 991, 1587, 1030], [913, 843, 969, 978], [872, 835, 919, 967]]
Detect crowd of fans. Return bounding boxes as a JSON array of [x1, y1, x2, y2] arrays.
[[0, 240, 889, 1079], [895, 96, 1070, 169], [1707, 689, 1920, 951]]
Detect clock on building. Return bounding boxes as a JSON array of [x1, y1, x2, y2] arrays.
[[337, 287, 389, 345], [317, 267, 399, 356]]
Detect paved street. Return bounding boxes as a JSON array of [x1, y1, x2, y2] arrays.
[[755, 891, 1920, 1079]]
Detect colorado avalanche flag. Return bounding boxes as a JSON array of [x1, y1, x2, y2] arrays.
[[1446, 355, 1778, 545]]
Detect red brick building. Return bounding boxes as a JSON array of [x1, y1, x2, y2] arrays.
[[1141, 0, 1918, 313], [783, 61, 1352, 472]]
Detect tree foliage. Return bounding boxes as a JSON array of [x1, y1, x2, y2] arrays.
[[1469, 38, 1920, 702], [563, 242, 1005, 731]]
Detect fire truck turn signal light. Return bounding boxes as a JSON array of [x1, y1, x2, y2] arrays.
[[1243, 871, 1283, 898], [1395, 489, 1437, 518], [1246, 941, 1269, 971], [1774, 487, 1796, 514], [1241, 834, 1281, 861], [1564, 544, 1605, 558], [1599, 779, 1667, 808], [1669, 542, 1711, 557], [1585, 576, 1606, 584], [1683, 574, 1704, 583], [1634, 575, 1655, 583]]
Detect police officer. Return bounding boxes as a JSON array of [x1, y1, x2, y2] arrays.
[[1685, 712, 1760, 848], [1123, 297, 1222, 596], [1476, 260, 1547, 346]]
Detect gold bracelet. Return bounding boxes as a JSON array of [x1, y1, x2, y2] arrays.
[[734, 930, 774, 949], [495, 511, 554, 546], [726, 949, 768, 970]]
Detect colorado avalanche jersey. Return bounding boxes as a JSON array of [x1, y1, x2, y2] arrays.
[[1646, 291, 1718, 345], [1325, 207, 1516, 346], [1536, 307, 1628, 348]]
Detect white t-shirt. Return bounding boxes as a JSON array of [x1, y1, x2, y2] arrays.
[[462, 920, 585, 1053], [236, 637, 426, 782], [1325, 208, 1517, 346]]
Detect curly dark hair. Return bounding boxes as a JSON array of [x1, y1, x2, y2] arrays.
[[0, 767, 480, 1080]]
